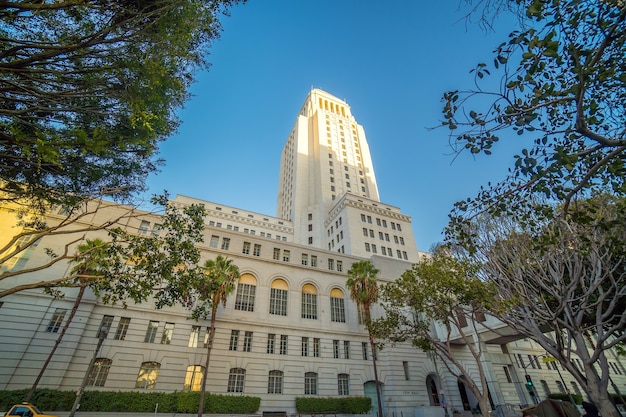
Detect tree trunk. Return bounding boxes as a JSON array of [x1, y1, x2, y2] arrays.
[[197, 308, 217, 417], [25, 285, 85, 402], [367, 327, 383, 417]]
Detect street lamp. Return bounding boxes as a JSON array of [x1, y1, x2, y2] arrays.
[[69, 324, 109, 417]]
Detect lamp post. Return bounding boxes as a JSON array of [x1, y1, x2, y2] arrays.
[[69, 325, 108, 417]]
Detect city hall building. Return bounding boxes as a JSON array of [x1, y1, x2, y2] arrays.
[[0, 89, 624, 416]]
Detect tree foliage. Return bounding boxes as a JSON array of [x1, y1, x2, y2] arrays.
[[0, 193, 206, 304], [374, 251, 496, 415], [190, 255, 241, 417], [346, 260, 383, 417], [454, 196, 626, 417], [0, 0, 240, 208], [444, 0, 626, 238]]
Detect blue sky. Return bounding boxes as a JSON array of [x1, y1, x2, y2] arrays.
[[145, 1, 520, 252]]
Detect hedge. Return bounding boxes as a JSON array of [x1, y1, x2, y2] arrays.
[[547, 393, 583, 405], [0, 389, 260, 413], [295, 396, 371, 414]]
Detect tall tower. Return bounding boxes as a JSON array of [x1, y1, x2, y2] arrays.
[[277, 89, 421, 261]]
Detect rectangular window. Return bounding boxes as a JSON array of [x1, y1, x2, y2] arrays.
[[302, 254, 308, 266], [243, 331, 253, 352], [331, 297, 346, 322], [338, 373, 350, 395], [403, 251, 408, 260], [328, 259, 334, 270], [336, 260, 343, 272], [528, 354, 536, 368], [221, 238, 230, 250], [369, 229, 374, 238], [209, 235, 219, 248], [161, 322, 174, 345], [333, 340, 340, 359], [47, 308, 67, 333], [188, 325, 200, 348], [268, 370, 283, 394], [376, 218, 381, 226], [283, 250, 290, 262], [503, 366, 512, 383], [399, 237, 405, 245], [363, 228, 368, 236], [362, 342, 368, 360], [267, 334, 275, 354], [371, 244, 377, 254], [361, 214, 366, 222], [305, 372, 318, 395], [381, 247, 387, 256], [397, 250, 402, 258], [379, 231, 384, 240], [382, 220, 387, 227], [313, 338, 320, 357], [144, 321, 159, 343], [229, 330, 240, 351], [273, 248, 280, 260], [365, 243, 370, 252], [114, 317, 131, 341], [253, 243, 261, 256], [403, 361, 410, 380], [203, 327, 210, 347], [98, 315, 114, 338], [227, 369, 245, 393], [242, 241, 250, 254], [385, 233, 390, 241], [344, 341, 350, 359], [269, 286, 288, 315], [302, 337, 309, 356], [367, 216, 372, 224], [280, 335, 288, 355], [311, 255, 317, 267], [138, 220, 150, 235]]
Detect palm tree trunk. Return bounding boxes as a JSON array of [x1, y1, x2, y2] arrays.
[[369, 332, 384, 417], [25, 285, 86, 402], [197, 308, 217, 417]]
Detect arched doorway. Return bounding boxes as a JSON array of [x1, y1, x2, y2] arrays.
[[426, 374, 441, 406], [364, 380, 384, 417]]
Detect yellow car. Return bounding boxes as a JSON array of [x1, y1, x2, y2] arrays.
[[3, 403, 58, 417]]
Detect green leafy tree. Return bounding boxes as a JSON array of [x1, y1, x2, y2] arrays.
[[373, 251, 496, 416], [191, 255, 241, 417], [456, 197, 626, 417], [0, 0, 241, 209], [0, 193, 205, 302], [443, 0, 626, 240], [346, 260, 383, 417]]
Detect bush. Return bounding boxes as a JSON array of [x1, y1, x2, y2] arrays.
[[547, 393, 583, 405], [0, 390, 260, 413], [296, 397, 371, 414]]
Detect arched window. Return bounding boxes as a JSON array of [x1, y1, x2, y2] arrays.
[[305, 372, 318, 395], [338, 373, 350, 395], [426, 375, 440, 406], [235, 274, 256, 311], [301, 284, 318, 319], [227, 368, 245, 393], [184, 365, 205, 391], [136, 361, 160, 389], [330, 288, 346, 323], [268, 370, 283, 394], [87, 358, 111, 387], [270, 278, 288, 316]]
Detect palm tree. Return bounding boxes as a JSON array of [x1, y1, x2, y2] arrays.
[[346, 260, 383, 417], [196, 255, 240, 417], [26, 238, 109, 401]]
